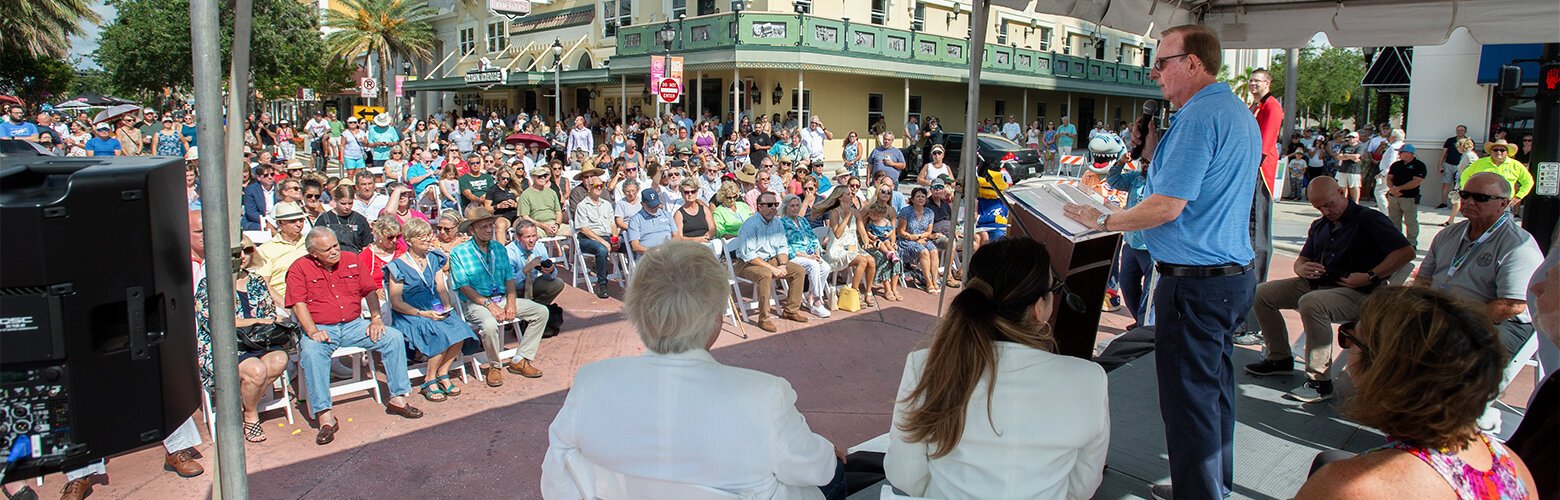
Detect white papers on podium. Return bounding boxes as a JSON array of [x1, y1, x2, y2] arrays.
[[1004, 181, 1121, 241]]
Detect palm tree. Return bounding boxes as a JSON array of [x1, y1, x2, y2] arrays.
[[322, 0, 437, 110], [2, 0, 103, 59]]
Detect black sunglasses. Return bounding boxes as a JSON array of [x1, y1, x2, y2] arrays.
[[758, 202, 780, 207], [1458, 190, 1507, 203], [305, 194, 321, 200], [1337, 324, 1371, 358], [1049, 277, 1086, 312]]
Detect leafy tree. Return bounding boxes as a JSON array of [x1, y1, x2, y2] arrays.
[[1219, 65, 1259, 104], [93, 0, 327, 99], [1, 0, 103, 59], [322, 0, 436, 109], [0, 52, 77, 104], [1270, 45, 1367, 128]]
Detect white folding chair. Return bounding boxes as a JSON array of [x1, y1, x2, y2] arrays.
[[200, 368, 295, 438], [570, 210, 631, 295], [1483, 333, 1543, 434], [445, 274, 522, 382], [320, 346, 383, 405], [724, 236, 786, 321]]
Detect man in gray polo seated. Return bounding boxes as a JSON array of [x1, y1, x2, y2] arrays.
[[1415, 172, 1543, 364]]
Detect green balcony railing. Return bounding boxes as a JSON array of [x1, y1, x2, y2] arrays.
[[615, 12, 1157, 88]]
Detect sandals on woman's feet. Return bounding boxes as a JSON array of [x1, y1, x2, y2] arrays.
[[436, 375, 461, 397], [243, 421, 267, 443], [419, 380, 447, 402], [863, 294, 878, 307]]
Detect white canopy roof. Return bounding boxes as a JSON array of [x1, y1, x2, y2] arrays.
[[992, 0, 1560, 48]]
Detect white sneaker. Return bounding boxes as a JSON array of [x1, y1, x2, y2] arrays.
[[808, 302, 832, 318]]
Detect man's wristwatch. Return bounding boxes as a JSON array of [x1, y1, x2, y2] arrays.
[[1366, 271, 1381, 283], [1096, 212, 1110, 231]]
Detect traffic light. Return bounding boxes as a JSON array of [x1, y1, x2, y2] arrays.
[[1542, 62, 1560, 100]]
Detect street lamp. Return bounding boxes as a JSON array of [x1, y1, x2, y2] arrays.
[[657, 22, 677, 118], [552, 39, 564, 126]]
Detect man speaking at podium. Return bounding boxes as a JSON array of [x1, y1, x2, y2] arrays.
[[1064, 25, 1259, 500]]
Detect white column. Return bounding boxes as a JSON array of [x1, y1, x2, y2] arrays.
[[1022, 89, 1028, 126], [796, 70, 804, 128], [903, 78, 911, 147], [735, 67, 742, 124], [696, 72, 704, 120], [620, 75, 626, 121]]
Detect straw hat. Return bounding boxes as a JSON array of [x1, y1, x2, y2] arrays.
[[735, 164, 758, 184], [458, 205, 500, 233], [1483, 139, 1517, 155]]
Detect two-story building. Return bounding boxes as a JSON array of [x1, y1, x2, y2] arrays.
[[407, 0, 1171, 157]]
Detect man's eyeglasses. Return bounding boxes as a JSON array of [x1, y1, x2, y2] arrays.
[[758, 202, 780, 207], [1152, 53, 1192, 71], [1458, 190, 1508, 203]]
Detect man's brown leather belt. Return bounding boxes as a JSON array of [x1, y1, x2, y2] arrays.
[[1155, 262, 1252, 278]]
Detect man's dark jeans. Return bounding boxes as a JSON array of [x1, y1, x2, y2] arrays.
[[1154, 270, 1256, 500]]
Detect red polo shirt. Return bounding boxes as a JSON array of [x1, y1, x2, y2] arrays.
[[284, 251, 379, 325]]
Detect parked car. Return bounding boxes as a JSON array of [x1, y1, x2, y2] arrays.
[[940, 133, 1045, 184]]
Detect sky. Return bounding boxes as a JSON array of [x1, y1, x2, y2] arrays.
[[68, 0, 118, 69]]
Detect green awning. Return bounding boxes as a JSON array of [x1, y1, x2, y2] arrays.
[[403, 69, 616, 92]]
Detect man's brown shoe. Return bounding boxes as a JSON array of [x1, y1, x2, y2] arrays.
[[507, 359, 542, 378], [60, 478, 92, 500], [484, 365, 504, 387], [164, 448, 204, 478], [780, 311, 810, 323], [754, 318, 779, 332], [384, 402, 424, 419]]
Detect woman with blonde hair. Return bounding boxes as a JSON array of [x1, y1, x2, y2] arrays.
[[1297, 286, 1536, 499], [813, 180, 876, 305], [385, 218, 479, 401], [887, 237, 1107, 498], [673, 177, 718, 244], [1440, 137, 1479, 227], [711, 180, 754, 239]]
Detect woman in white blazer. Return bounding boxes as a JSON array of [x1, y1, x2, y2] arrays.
[[540, 241, 848, 499], [886, 237, 1110, 499]]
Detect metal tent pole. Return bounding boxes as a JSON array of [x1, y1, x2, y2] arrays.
[[1281, 48, 1298, 153], [957, 0, 991, 280], [191, 0, 248, 497]]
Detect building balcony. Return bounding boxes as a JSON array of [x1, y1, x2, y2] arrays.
[[611, 11, 1159, 97]]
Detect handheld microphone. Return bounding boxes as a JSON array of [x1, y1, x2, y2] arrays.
[[1130, 99, 1160, 160]]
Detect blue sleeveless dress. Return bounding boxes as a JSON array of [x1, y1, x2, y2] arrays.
[[385, 251, 478, 356]]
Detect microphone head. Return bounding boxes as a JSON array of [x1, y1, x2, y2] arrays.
[[1141, 99, 1161, 117]]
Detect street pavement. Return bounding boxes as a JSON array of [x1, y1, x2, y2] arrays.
[[10, 172, 1536, 499]]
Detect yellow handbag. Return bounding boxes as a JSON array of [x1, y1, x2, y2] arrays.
[[837, 286, 862, 312]]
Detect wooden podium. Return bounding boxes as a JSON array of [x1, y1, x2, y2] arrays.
[[1002, 182, 1122, 360]]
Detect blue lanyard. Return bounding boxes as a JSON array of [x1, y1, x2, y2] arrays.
[[1439, 213, 1510, 287]]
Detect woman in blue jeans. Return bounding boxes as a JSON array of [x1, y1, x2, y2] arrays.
[[1105, 157, 1153, 325]]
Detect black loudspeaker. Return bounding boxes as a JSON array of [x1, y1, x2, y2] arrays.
[[0, 155, 198, 480]]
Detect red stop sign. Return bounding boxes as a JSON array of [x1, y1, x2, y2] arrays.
[[657, 78, 681, 103]]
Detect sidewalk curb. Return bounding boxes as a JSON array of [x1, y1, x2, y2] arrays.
[[1274, 242, 1303, 255]]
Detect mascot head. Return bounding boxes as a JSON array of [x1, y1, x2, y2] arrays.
[[1087, 133, 1125, 175]]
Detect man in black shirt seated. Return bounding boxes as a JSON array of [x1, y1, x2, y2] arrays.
[[1245, 176, 1416, 403]]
